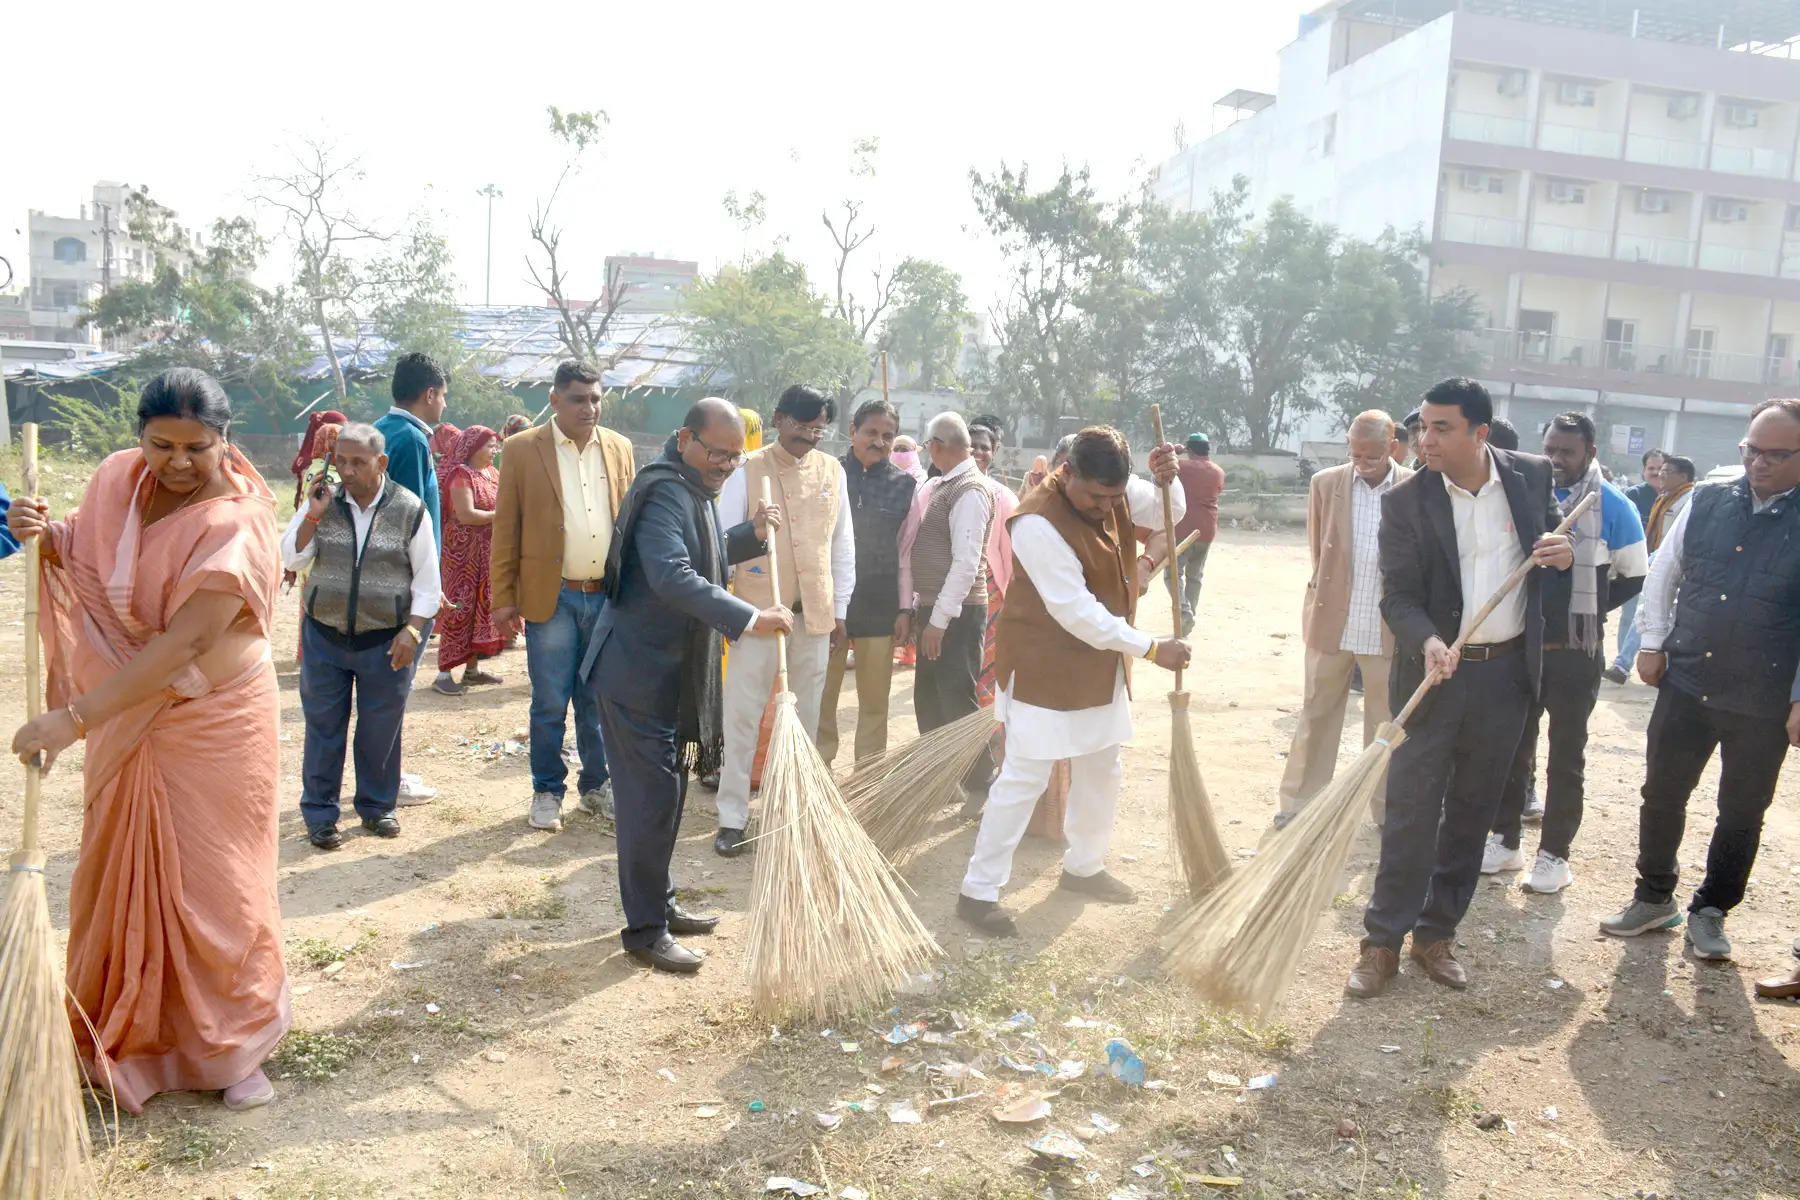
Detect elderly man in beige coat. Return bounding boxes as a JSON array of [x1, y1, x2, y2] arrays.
[[1276, 410, 1413, 829]]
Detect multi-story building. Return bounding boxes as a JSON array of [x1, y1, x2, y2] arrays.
[[1151, 0, 1800, 471], [603, 254, 699, 313], [26, 182, 164, 346]]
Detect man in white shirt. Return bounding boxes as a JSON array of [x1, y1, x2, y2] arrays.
[[1278, 411, 1411, 830], [1348, 379, 1572, 999], [897, 413, 998, 797], [956, 427, 1190, 937], [712, 385, 856, 856], [282, 424, 441, 850]]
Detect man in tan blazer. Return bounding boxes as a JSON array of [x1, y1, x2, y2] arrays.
[[1277, 410, 1412, 829], [491, 360, 637, 834]]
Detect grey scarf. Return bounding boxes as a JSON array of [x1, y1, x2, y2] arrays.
[[1559, 458, 1608, 653]]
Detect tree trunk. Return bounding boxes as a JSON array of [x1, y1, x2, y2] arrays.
[[314, 299, 349, 406]]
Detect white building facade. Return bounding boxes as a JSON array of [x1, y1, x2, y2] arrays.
[[1151, 0, 1800, 473], [26, 182, 162, 346]]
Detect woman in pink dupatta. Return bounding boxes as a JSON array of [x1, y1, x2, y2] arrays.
[[9, 368, 288, 1115]]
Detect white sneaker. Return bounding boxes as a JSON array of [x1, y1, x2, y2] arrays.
[[396, 775, 437, 805], [1480, 833, 1526, 874], [577, 781, 614, 820], [527, 792, 563, 832], [1523, 850, 1573, 894]]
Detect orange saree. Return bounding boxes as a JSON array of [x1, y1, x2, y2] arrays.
[[38, 448, 288, 1113]]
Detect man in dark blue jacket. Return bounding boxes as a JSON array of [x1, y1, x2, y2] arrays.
[[586, 398, 792, 973]]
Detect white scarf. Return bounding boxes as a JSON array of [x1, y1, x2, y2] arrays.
[[1559, 458, 1608, 653]]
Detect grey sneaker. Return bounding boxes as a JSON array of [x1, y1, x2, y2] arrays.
[[1686, 906, 1732, 961], [1599, 898, 1683, 938], [527, 792, 563, 832], [577, 781, 614, 820]]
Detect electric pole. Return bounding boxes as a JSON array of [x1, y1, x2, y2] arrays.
[[477, 184, 503, 305]]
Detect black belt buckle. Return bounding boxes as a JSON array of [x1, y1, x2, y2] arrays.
[[1461, 636, 1520, 661]]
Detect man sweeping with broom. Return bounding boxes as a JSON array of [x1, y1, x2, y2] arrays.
[[957, 426, 1190, 937], [1348, 378, 1573, 998]]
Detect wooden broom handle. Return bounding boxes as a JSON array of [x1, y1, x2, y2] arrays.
[[1391, 488, 1598, 727], [760, 476, 789, 692], [1149, 405, 1182, 690], [21, 423, 43, 853]]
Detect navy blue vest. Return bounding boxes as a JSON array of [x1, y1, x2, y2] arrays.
[[1664, 479, 1800, 718]]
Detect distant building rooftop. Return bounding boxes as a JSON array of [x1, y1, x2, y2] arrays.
[[1326, 0, 1800, 49], [1215, 88, 1278, 113]]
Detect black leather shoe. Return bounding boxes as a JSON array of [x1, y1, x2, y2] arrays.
[[361, 815, 401, 838], [1058, 869, 1137, 904], [308, 824, 343, 851], [666, 904, 720, 935], [955, 893, 1018, 937], [714, 827, 748, 857], [627, 932, 704, 974], [698, 771, 721, 791]]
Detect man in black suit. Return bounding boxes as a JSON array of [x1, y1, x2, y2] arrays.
[[1348, 378, 1574, 998], [585, 399, 793, 973]]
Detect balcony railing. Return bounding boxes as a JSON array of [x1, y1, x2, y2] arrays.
[[1537, 122, 1624, 159], [1439, 212, 1524, 247], [1710, 143, 1793, 178], [1473, 327, 1789, 385], [1624, 131, 1707, 169], [1697, 243, 1779, 275], [1447, 109, 1531, 147], [1527, 222, 1611, 257], [1615, 232, 1694, 267]]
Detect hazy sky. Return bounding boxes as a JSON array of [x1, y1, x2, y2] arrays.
[[7, 1, 1299, 318]]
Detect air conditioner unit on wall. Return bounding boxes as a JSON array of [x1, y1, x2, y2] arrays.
[[1723, 102, 1760, 127], [1711, 199, 1751, 222], [1636, 190, 1672, 214], [1556, 80, 1597, 107], [1497, 69, 1528, 97], [1548, 180, 1588, 204], [1667, 94, 1701, 120]]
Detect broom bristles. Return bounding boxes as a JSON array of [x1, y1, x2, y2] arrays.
[[745, 695, 942, 1021], [1167, 721, 1405, 1016], [0, 854, 91, 1200], [841, 708, 998, 862], [1168, 694, 1230, 895]]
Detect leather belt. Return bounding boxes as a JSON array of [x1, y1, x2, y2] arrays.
[[561, 578, 606, 593], [1460, 636, 1523, 662]]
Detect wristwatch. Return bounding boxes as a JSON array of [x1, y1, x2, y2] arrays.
[[399, 625, 422, 644]]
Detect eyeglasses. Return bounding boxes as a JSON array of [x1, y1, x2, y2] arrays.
[[1739, 440, 1800, 465], [692, 435, 746, 468]]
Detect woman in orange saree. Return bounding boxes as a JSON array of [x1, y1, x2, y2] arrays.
[[9, 368, 289, 1114]]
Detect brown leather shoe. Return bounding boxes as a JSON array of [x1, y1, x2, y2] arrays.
[[1754, 965, 1800, 1000], [1410, 938, 1469, 990], [1345, 946, 1400, 998]]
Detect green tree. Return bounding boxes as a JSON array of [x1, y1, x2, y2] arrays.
[[684, 253, 866, 409], [81, 187, 310, 429], [882, 259, 970, 391]]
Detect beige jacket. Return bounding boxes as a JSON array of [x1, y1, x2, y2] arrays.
[[1301, 460, 1413, 655], [490, 421, 636, 623]]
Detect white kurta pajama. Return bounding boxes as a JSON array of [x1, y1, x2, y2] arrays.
[[961, 476, 1182, 901]]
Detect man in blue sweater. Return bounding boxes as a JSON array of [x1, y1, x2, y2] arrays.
[[375, 351, 449, 805]]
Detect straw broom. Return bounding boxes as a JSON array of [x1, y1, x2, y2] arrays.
[[743, 479, 940, 1021], [1150, 405, 1230, 897], [1168, 490, 1600, 1016], [0, 424, 91, 1199]]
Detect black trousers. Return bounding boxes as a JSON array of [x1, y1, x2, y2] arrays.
[[1634, 683, 1792, 914], [1363, 652, 1531, 952], [1493, 647, 1603, 859], [597, 692, 685, 951], [914, 602, 994, 790]]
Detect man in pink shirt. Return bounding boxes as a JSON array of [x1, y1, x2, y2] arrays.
[[1174, 433, 1225, 636]]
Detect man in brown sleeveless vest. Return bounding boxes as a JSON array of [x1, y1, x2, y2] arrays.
[[957, 427, 1191, 937]]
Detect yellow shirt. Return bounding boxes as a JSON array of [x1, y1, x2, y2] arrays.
[[554, 423, 613, 580]]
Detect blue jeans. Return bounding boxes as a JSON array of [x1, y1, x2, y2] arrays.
[[1612, 594, 1641, 672], [299, 617, 419, 829], [525, 588, 609, 798]]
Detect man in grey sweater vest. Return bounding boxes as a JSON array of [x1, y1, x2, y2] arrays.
[[281, 424, 442, 850]]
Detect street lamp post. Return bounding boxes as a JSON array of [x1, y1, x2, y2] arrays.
[[476, 184, 503, 306]]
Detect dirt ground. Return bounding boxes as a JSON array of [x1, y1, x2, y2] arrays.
[[3, 504, 1799, 1200]]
